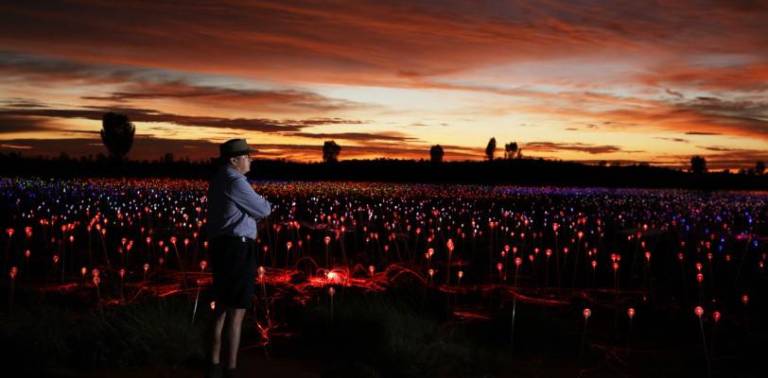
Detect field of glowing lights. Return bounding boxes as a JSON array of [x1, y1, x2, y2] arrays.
[[0, 177, 766, 377]]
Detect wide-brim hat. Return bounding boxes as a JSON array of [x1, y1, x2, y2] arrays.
[[220, 138, 256, 158]]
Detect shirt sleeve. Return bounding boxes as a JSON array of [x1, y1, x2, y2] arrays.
[[228, 177, 272, 220]]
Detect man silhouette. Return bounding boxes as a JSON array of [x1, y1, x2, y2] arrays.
[[206, 139, 271, 378]]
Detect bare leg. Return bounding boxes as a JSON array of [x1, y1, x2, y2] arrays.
[[210, 308, 227, 365], [225, 308, 246, 369]]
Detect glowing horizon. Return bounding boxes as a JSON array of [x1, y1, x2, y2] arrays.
[[1, 1, 767, 170]]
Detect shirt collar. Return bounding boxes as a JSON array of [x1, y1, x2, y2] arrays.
[[225, 165, 246, 179]]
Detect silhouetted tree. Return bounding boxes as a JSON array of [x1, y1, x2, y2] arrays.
[[690, 155, 707, 174], [430, 144, 444, 164], [756, 161, 765, 175], [504, 142, 518, 159], [322, 140, 341, 163], [485, 137, 496, 160], [100, 112, 135, 161]]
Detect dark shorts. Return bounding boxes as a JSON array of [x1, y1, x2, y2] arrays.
[[209, 235, 256, 309]]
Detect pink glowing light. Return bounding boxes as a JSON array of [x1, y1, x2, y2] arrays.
[[514, 257, 523, 267], [712, 311, 721, 323], [694, 306, 704, 318], [696, 273, 704, 284], [627, 307, 635, 319], [741, 294, 749, 305], [583, 308, 591, 319], [200, 260, 207, 271], [9, 266, 17, 280]]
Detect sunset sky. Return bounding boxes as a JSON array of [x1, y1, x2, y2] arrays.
[[1, 0, 766, 169]]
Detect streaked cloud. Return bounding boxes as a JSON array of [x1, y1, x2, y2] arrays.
[[0, 1, 766, 169]]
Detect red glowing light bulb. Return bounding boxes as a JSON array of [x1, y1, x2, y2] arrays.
[[514, 257, 523, 267], [627, 307, 635, 319], [119, 268, 126, 279], [446, 238, 455, 252], [496, 262, 503, 272], [324, 235, 331, 245], [200, 260, 207, 271], [583, 308, 591, 319], [696, 273, 704, 283], [80, 267, 87, 277], [24, 249, 31, 258], [9, 266, 18, 280], [712, 311, 721, 323], [741, 294, 749, 305], [5, 228, 14, 238], [457, 270, 464, 279], [694, 306, 704, 318]]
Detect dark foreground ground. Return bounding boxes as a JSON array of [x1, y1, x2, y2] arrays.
[[2, 282, 765, 378]]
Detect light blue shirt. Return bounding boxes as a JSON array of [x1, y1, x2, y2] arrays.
[[207, 166, 272, 239]]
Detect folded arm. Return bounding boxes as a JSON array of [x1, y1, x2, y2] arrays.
[[228, 177, 272, 220]]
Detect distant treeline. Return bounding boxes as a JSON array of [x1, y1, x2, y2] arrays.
[[1, 152, 766, 190]]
